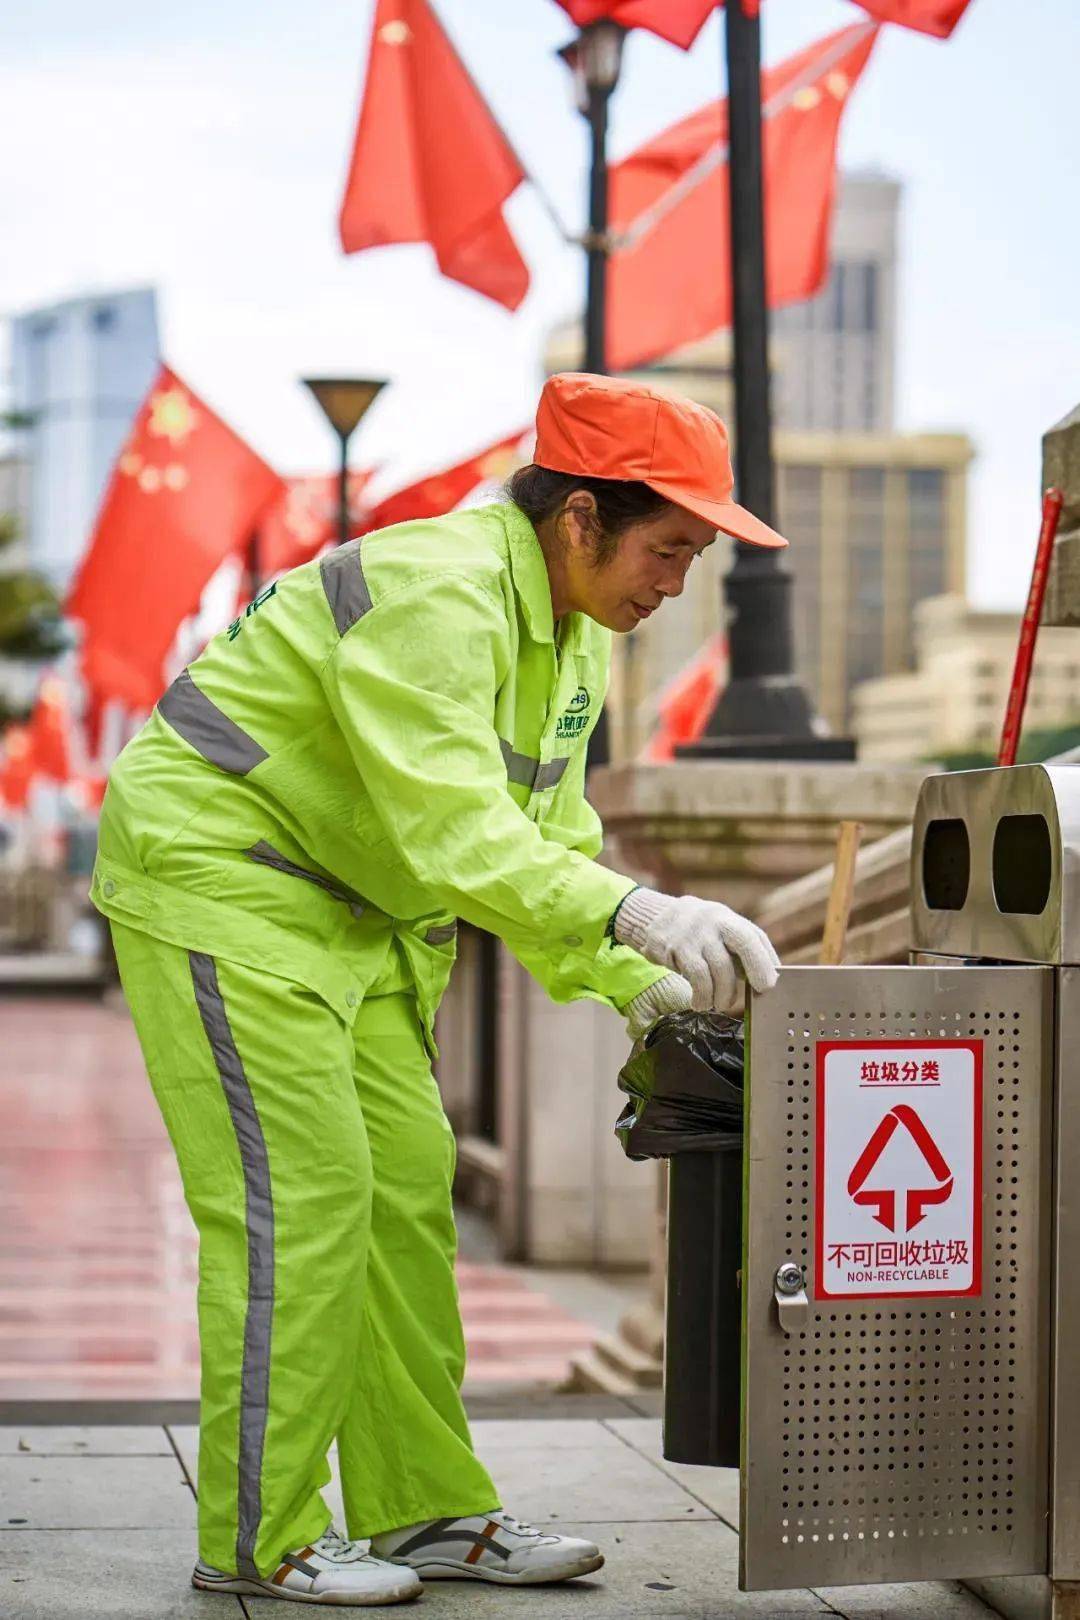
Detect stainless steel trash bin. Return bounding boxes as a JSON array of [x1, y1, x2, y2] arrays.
[[718, 764, 1080, 1595]]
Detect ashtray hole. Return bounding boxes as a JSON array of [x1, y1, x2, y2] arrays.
[[922, 818, 970, 911], [992, 814, 1051, 915]]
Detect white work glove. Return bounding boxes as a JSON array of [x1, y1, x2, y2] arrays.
[[621, 971, 694, 1040], [613, 886, 781, 1012]]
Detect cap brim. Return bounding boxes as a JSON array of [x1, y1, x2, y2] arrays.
[[648, 481, 789, 549]]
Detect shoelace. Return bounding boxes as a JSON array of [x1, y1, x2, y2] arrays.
[[312, 1526, 377, 1565], [491, 1511, 544, 1540]]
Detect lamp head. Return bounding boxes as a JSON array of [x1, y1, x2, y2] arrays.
[[302, 377, 387, 440]]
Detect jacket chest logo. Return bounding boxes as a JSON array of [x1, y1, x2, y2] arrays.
[[555, 687, 591, 740]]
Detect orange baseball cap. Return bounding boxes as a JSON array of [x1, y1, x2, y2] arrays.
[[534, 372, 787, 549]]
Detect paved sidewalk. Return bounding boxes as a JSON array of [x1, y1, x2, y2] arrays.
[[0, 995, 602, 1398], [0, 1396, 996, 1620]]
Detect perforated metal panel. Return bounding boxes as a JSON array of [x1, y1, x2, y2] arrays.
[[740, 965, 1053, 1591]]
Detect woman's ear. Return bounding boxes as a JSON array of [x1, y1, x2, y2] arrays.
[[560, 490, 600, 554]]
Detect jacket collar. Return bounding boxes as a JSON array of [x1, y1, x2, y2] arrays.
[[501, 501, 590, 653]]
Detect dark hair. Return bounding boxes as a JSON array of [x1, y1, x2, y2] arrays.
[[506, 464, 669, 566]]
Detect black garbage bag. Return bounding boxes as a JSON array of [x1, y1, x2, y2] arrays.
[[614, 1010, 744, 1160]]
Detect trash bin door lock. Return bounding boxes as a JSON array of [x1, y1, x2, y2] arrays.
[[773, 1262, 808, 1333]]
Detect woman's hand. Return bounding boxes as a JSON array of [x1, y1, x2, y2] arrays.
[[613, 887, 780, 1011]]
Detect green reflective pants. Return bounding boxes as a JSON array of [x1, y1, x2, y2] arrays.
[[111, 921, 499, 1579]]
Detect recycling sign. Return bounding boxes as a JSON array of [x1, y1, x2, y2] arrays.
[[814, 1040, 982, 1300]]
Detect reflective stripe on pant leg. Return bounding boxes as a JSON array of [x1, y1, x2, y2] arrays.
[[189, 950, 275, 1583]]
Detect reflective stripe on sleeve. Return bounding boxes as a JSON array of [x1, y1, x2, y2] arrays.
[[534, 756, 569, 791], [498, 739, 569, 793], [158, 671, 269, 776], [320, 540, 373, 636]]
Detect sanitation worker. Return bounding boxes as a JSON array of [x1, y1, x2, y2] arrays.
[[91, 372, 785, 1607]]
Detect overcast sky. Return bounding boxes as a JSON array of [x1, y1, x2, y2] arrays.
[[1, 0, 1076, 609]]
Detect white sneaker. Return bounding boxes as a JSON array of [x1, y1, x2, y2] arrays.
[[192, 1525, 422, 1605], [371, 1509, 604, 1584]]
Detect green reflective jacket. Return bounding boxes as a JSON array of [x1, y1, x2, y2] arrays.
[[90, 501, 663, 1044]]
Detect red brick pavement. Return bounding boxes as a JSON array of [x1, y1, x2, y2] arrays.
[[0, 997, 598, 1400]]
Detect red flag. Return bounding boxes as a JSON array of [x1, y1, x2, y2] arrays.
[[257, 471, 374, 577], [68, 772, 107, 814], [556, 0, 968, 40], [364, 430, 529, 532], [642, 635, 726, 761], [552, 0, 718, 49], [26, 676, 72, 784], [606, 21, 878, 371], [66, 366, 284, 710], [339, 0, 529, 310], [854, 0, 969, 37], [80, 684, 109, 763], [0, 725, 34, 812]]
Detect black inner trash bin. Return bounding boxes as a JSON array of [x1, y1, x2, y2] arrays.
[[615, 1012, 745, 1469]]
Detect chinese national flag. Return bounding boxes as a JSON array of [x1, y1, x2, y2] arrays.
[[642, 635, 727, 761], [0, 725, 34, 812], [606, 21, 878, 371], [64, 774, 106, 815], [552, 0, 719, 49], [257, 471, 374, 577], [26, 676, 72, 784], [554, 0, 968, 41], [854, 0, 970, 37], [339, 0, 529, 311], [66, 366, 284, 710], [364, 429, 529, 532]]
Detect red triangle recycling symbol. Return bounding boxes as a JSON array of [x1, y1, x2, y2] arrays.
[[846, 1104, 953, 1233]]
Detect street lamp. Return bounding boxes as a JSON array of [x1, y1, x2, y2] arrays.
[[560, 21, 626, 770], [559, 20, 626, 375], [683, 0, 852, 760], [301, 377, 387, 548]]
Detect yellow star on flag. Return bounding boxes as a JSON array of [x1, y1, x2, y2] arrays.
[[379, 20, 411, 45], [480, 447, 520, 480], [147, 386, 198, 447]]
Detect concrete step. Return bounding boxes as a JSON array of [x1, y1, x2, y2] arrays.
[[563, 1328, 662, 1395], [619, 1300, 664, 1360], [562, 1345, 637, 1396], [593, 1329, 663, 1387]]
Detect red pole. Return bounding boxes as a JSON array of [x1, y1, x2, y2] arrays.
[[997, 487, 1065, 767]]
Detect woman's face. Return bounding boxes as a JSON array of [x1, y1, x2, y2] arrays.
[[561, 499, 718, 633]]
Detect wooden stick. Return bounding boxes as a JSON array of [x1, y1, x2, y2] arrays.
[[819, 820, 864, 965]]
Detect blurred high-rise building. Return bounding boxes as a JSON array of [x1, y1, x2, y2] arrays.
[[853, 596, 1080, 763], [546, 170, 971, 748], [9, 288, 160, 592], [771, 172, 898, 434]]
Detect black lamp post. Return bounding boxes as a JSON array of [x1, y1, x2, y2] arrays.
[[681, 0, 852, 761], [561, 21, 626, 768], [561, 21, 626, 377], [301, 377, 387, 548]]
